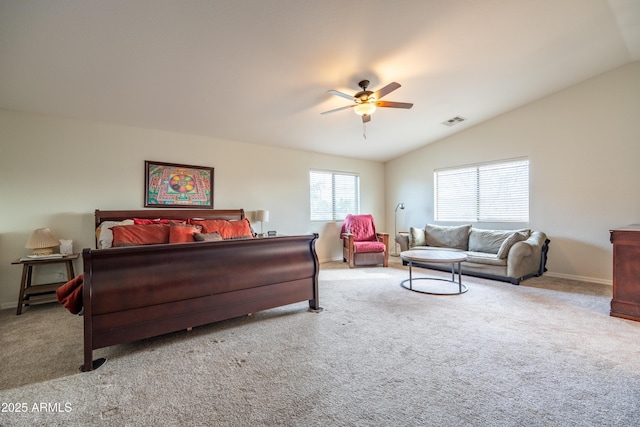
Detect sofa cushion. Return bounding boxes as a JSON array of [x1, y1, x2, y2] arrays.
[[468, 229, 514, 254], [424, 224, 471, 250], [497, 230, 530, 259], [465, 251, 508, 266], [409, 227, 426, 248]]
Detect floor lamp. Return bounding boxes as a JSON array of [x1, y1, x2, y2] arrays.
[[392, 202, 405, 256]]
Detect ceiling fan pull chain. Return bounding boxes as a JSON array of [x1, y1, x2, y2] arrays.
[[363, 122, 367, 139]]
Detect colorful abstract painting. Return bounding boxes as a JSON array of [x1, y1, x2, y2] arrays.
[[145, 161, 213, 208]]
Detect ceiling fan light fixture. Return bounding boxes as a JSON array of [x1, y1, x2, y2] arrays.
[[354, 102, 376, 116]]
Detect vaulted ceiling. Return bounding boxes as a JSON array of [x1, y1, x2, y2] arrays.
[[1, 0, 638, 161]]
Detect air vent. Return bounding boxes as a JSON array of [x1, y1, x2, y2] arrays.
[[442, 116, 466, 127]]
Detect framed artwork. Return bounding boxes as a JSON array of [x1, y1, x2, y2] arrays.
[[144, 161, 214, 208]]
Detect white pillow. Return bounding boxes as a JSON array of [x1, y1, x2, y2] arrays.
[[96, 219, 133, 249], [497, 230, 530, 259]]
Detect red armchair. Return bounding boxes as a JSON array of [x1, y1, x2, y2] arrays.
[[340, 214, 389, 268]]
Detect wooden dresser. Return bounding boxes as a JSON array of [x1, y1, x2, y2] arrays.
[[610, 225, 640, 322]]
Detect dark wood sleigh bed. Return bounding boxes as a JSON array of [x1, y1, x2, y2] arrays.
[[81, 209, 320, 371]]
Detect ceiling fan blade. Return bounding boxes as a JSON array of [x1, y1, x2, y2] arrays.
[[362, 114, 371, 123], [328, 90, 355, 101], [373, 82, 401, 100], [375, 100, 413, 109], [321, 104, 356, 115]]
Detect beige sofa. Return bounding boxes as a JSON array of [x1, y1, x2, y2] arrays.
[[395, 224, 550, 284]]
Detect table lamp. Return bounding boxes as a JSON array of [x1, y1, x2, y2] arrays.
[[25, 228, 59, 255], [256, 210, 269, 237]]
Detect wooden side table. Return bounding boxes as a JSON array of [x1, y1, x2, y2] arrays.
[[11, 254, 79, 315], [610, 225, 640, 322]]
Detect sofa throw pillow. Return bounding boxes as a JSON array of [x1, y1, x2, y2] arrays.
[[409, 227, 426, 248], [424, 224, 471, 250], [497, 230, 530, 259], [468, 229, 515, 254]]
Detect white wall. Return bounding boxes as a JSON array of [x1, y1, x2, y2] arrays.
[[385, 61, 640, 284], [0, 110, 385, 308]]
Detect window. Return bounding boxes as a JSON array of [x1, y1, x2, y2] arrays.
[[309, 170, 360, 221], [434, 158, 529, 222]]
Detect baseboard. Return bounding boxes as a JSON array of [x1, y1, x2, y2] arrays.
[[544, 271, 612, 286], [320, 257, 338, 263], [1, 301, 17, 310]]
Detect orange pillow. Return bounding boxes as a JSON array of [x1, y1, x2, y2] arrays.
[[190, 218, 253, 239], [190, 219, 227, 234], [169, 224, 200, 243], [111, 224, 170, 247], [222, 218, 253, 239]]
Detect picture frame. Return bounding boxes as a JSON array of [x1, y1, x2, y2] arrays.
[[144, 161, 214, 208]]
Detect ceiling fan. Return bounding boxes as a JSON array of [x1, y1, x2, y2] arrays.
[[321, 79, 413, 124]]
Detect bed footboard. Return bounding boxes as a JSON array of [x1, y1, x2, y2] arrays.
[[82, 234, 319, 371]]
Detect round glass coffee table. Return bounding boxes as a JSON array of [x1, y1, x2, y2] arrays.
[[400, 249, 468, 295]]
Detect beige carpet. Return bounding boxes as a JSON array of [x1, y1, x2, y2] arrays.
[[1, 259, 639, 426]]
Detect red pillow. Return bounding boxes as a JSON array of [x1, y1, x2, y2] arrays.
[[169, 224, 200, 243], [133, 218, 186, 225], [111, 224, 170, 246]]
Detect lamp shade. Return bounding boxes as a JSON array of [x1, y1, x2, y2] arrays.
[[256, 210, 269, 222], [25, 228, 59, 255]]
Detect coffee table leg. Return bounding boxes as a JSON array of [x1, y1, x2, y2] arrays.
[[457, 261, 462, 293], [409, 261, 413, 290], [451, 262, 455, 282]]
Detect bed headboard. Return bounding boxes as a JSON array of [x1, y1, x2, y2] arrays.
[[94, 209, 245, 228]]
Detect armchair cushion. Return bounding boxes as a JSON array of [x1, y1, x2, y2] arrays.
[[354, 241, 386, 253]]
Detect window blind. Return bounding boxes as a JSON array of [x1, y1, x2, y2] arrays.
[[434, 159, 529, 222], [310, 170, 360, 221]]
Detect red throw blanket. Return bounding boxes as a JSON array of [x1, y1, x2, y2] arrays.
[[56, 274, 83, 315]]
